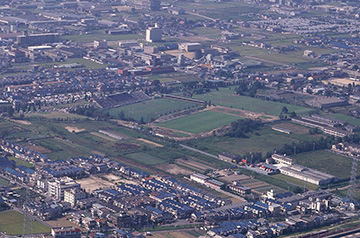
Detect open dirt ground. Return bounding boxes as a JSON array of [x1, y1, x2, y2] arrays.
[[65, 126, 85, 133]]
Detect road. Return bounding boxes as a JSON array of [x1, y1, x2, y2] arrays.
[[179, 144, 218, 159], [185, 11, 216, 22]]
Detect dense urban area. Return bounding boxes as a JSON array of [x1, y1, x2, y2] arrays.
[[2, 0, 360, 237]]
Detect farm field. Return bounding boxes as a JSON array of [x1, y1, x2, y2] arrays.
[[8, 156, 34, 168], [176, 158, 216, 173], [192, 88, 312, 116], [0, 210, 51, 235], [190, 125, 320, 156], [126, 152, 166, 165], [325, 113, 360, 127], [290, 150, 354, 180], [28, 111, 89, 120], [156, 110, 239, 134], [106, 98, 201, 122]]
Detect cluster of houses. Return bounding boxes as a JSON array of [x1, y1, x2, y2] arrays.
[[200, 189, 344, 237]]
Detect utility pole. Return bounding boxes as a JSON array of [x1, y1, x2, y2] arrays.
[[23, 187, 33, 238]]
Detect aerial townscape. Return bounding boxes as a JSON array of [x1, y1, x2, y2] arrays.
[[2, 0, 360, 237]]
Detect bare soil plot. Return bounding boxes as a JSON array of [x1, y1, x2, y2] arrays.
[[176, 158, 215, 173], [165, 50, 196, 59], [220, 174, 251, 183], [156, 163, 193, 175], [273, 122, 310, 134], [65, 126, 85, 133], [102, 173, 139, 185], [26, 145, 52, 154], [91, 151, 106, 157], [211, 106, 278, 122], [76, 176, 115, 193], [137, 138, 163, 147], [90, 132, 117, 142], [9, 119, 31, 125], [115, 143, 140, 150], [323, 78, 360, 87], [46, 216, 81, 229]]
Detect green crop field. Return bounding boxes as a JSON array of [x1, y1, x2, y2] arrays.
[[156, 110, 240, 134], [27, 111, 88, 120], [192, 88, 312, 116], [8, 156, 34, 168], [0, 211, 51, 235], [126, 152, 165, 165], [106, 98, 201, 122], [325, 113, 360, 127], [188, 125, 321, 156], [290, 150, 355, 180]]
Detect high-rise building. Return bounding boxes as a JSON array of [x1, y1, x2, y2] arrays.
[[94, 39, 107, 49], [146, 25, 162, 42], [48, 177, 80, 201]]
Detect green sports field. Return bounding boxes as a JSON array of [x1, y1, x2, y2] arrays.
[[0, 210, 51, 235], [156, 110, 240, 134], [192, 88, 312, 116], [106, 98, 200, 122]]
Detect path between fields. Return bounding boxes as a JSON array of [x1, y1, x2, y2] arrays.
[[245, 55, 287, 66], [185, 11, 216, 22], [179, 144, 218, 159], [210, 106, 278, 122]]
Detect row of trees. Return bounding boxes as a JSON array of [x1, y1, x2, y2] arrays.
[[225, 119, 263, 138], [235, 81, 264, 97]]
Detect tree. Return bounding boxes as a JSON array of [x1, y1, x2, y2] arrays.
[[140, 117, 145, 124], [289, 111, 297, 118], [293, 186, 303, 194], [7, 107, 14, 117], [282, 106, 288, 114]]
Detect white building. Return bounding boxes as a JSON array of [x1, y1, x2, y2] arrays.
[[146, 25, 162, 42], [48, 177, 81, 201], [64, 188, 86, 207], [190, 173, 209, 184]]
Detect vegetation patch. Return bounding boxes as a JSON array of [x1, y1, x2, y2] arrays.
[[156, 110, 239, 134], [290, 150, 355, 180], [192, 88, 312, 116], [126, 152, 166, 165], [106, 98, 200, 122], [0, 211, 51, 235]]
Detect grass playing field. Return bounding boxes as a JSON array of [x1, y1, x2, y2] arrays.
[[156, 110, 240, 134], [106, 98, 200, 122], [192, 88, 312, 116], [0, 210, 51, 235]]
